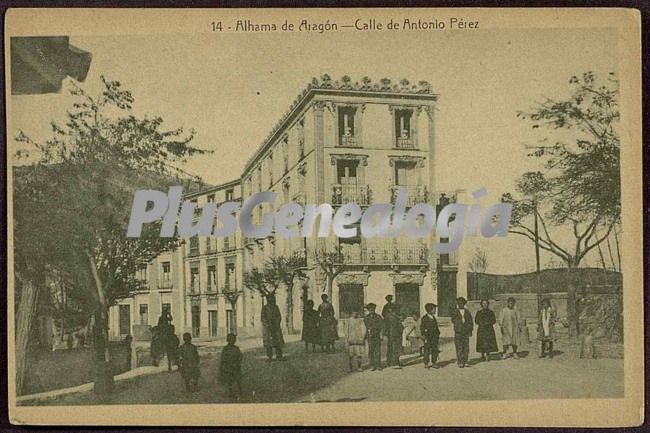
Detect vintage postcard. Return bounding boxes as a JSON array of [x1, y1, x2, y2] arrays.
[[5, 7, 643, 427]]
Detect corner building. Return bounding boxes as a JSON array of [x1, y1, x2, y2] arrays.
[[110, 75, 465, 340]]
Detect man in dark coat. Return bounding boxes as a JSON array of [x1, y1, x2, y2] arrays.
[[219, 333, 242, 400], [261, 294, 285, 361], [381, 295, 394, 319], [177, 332, 200, 392], [450, 297, 474, 368], [301, 299, 321, 352], [420, 303, 440, 369], [384, 305, 404, 368], [364, 303, 383, 371]]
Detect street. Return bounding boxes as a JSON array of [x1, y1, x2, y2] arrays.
[[23, 334, 623, 406]]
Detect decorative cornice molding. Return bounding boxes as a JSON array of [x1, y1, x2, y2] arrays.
[[388, 155, 426, 168], [330, 153, 369, 166]]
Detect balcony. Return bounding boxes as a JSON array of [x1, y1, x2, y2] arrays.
[[337, 241, 429, 266], [439, 249, 458, 268], [332, 184, 372, 206], [396, 136, 416, 149], [158, 279, 173, 290], [133, 280, 149, 293], [223, 236, 236, 251], [339, 135, 360, 147], [390, 185, 429, 206]]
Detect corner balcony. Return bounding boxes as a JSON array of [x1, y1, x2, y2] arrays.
[[337, 241, 429, 266], [332, 184, 372, 206], [390, 185, 429, 206]]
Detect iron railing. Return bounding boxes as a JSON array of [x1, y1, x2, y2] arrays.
[[390, 185, 429, 206], [337, 242, 429, 265], [332, 184, 372, 205]]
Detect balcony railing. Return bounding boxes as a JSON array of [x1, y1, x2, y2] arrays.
[[332, 184, 372, 206], [390, 185, 429, 206], [396, 137, 415, 148], [339, 135, 360, 147], [336, 242, 429, 265], [158, 279, 173, 290]]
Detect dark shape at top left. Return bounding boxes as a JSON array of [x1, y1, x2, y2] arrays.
[[11, 36, 92, 95]]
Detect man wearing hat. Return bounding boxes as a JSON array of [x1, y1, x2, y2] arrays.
[[364, 303, 384, 371], [381, 295, 394, 319], [451, 297, 474, 368], [420, 303, 440, 369]]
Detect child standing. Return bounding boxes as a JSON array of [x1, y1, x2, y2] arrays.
[[344, 311, 367, 372], [219, 333, 242, 400], [177, 332, 200, 392], [499, 297, 523, 359], [538, 298, 557, 358]]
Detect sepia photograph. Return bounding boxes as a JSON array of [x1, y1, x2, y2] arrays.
[[5, 8, 643, 427]]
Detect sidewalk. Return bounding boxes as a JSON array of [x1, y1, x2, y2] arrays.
[[17, 333, 301, 404]]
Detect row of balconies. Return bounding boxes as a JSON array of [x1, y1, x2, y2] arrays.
[[331, 184, 429, 206], [338, 134, 416, 149], [336, 241, 458, 267]]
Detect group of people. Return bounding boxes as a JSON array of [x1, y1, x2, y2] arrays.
[[338, 295, 559, 371], [151, 293, 559, 399]]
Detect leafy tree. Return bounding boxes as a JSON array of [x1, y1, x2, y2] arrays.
[[13, 76, 204, 393], [264, 253, 307, 333], [468, 247, 489, 274], [312, 246, 345, 299], [503, 72, 620, 269], [503, 72, 620, 338]]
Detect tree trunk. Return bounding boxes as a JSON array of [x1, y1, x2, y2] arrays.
[[565, 265, 580, 339], [87, 252, 114, 394], [15, 276, 39, 396], [92, 305, 114, 394], [326, 275, 333, 299], [286, 284, 294, 334]]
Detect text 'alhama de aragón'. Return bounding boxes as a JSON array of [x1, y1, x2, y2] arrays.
[[235, 19, 338, 33]]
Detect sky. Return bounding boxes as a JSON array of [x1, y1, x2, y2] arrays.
[[9, 27, 618, 274]]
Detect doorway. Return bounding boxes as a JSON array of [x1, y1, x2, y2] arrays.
[[119, 304, 131, 336], [191, 305, 201, 337], [209, 310, 218, 338], [437, 271, 458, 317], [394, 283, 420, 318]]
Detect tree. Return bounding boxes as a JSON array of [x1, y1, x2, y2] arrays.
[[264, 253, 307, 334], [13, 76, 205, 393], [312, 246, 346, 299], [503, 72, 621, 338], [467, 247, 489, 274]]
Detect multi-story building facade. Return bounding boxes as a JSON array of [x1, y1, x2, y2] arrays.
[[110, 75, 465, 340]]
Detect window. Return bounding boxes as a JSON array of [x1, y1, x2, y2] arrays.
[[225, 188, 234, 201], [395, 109, 415, 148], [394, 160, 417, 186], [337, 160, 358, 185], [139, 304, 148, 325], [225, 261, 236, 292], [162, 303, 171, 315], [298, 118, 305, 158], [189, 236, 199, 255], [207, 262, 217, 291], [161, 262, 171, 280], [338, 106, 357, 146], [190, 265, 200, 293], [136, 264, 148, 283], [339, 284, 364, 319], [282, 137, 289, 172], [207, 194, 215, 203]]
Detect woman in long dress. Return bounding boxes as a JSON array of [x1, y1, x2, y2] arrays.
[[475, 299, 498, 361], [499, 297, 523, 359], [301, 299, 320, 352], [318, 294, 338, 353]]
